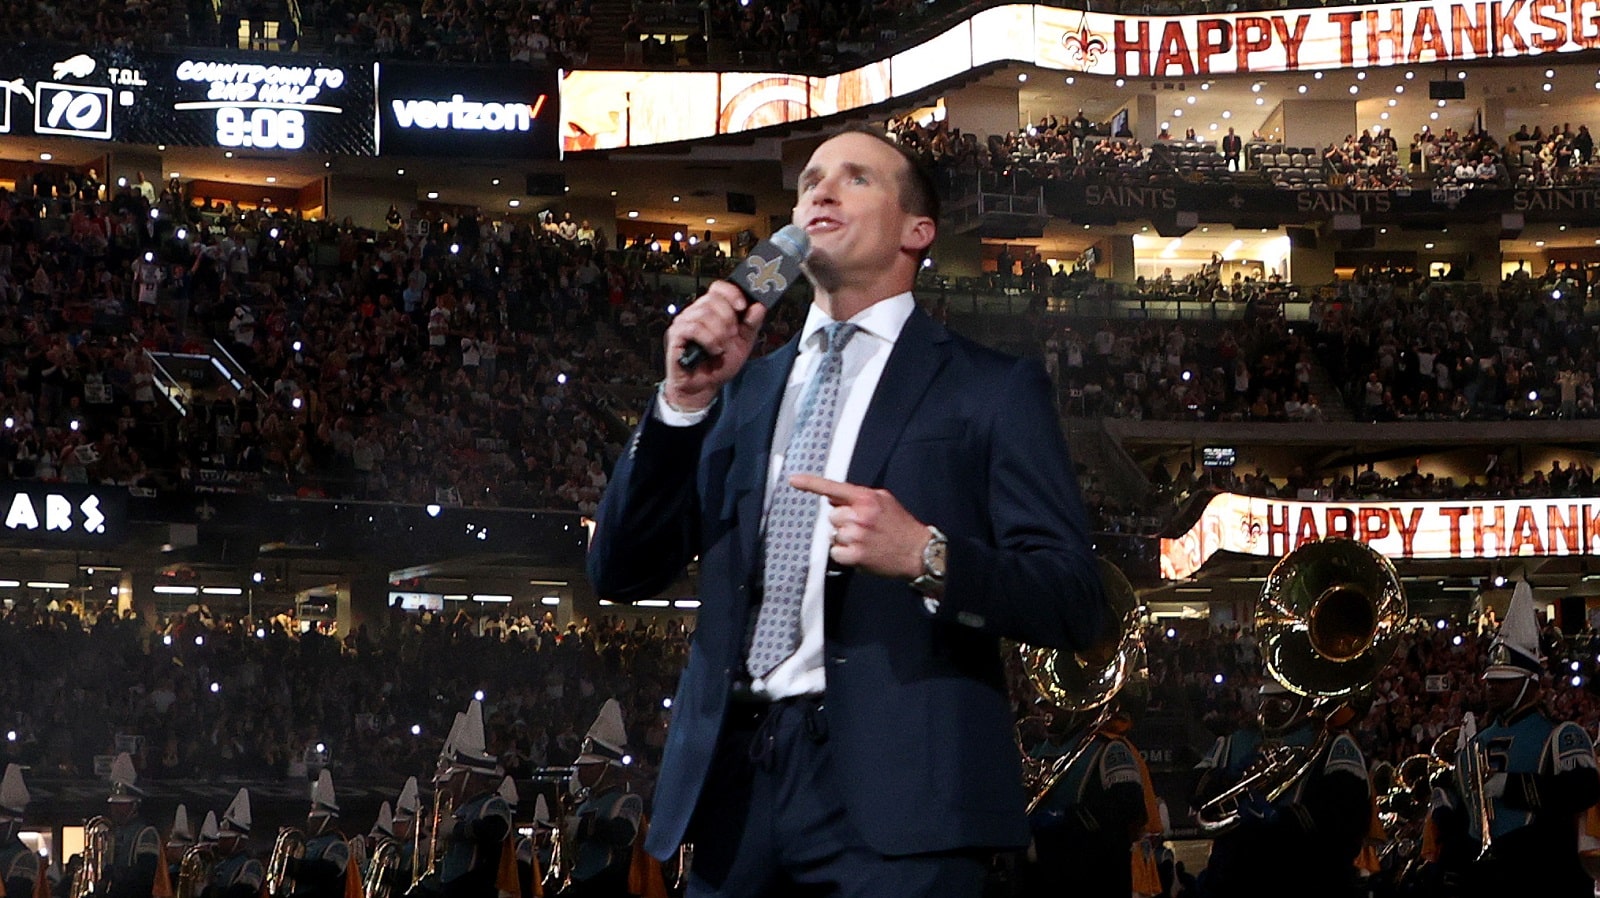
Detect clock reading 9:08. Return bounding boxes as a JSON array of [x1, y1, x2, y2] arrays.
[[215, 107, 308, 150]]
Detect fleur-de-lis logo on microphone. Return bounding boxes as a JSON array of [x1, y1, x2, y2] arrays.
[[745, 253, 787, 295], [1061, 15, 1106, 70]]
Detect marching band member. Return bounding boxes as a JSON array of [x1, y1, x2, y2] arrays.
[[369, 802, 395, 862], [565, 700, 643, 898], [0, 766, 37, 898], [103, 753, 161, 898], [528, 796, 554, 889], [284, 770, 350, 898], [1196, 677, 1372, 898], [1449, 581, 1599, 898], [427, 701, 511, 898], [1027, 687, 1158, 898], [204, 790, 263, 898], [161, 806, 194, 889], [391, 778, 419, 893]]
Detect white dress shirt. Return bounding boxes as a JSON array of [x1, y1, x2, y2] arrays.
[[656, 293, 915, 699]]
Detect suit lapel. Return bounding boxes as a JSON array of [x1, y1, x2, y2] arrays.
[[846, 307, 951, 487]]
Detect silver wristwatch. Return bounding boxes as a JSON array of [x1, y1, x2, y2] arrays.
[[910, 525, 947, 595]]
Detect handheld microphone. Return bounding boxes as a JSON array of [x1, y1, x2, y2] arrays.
[[677, 224, 811, 371]]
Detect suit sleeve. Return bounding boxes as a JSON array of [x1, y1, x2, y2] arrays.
[[928, 357, 1104, 651], [586, 401, 719, 601]]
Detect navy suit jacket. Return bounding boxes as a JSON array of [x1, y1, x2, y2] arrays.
[[587, 305, 1103, 860]]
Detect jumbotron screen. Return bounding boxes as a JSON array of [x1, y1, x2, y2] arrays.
[[0, 43, 374, 154]]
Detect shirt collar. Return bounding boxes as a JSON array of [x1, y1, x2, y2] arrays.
[[797, 292, 915, 352]]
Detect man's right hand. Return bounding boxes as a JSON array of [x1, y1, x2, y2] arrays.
[[663, 281, 767, 412]]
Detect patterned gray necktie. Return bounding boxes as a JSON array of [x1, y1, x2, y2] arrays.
[[746, 321, 860, 678]]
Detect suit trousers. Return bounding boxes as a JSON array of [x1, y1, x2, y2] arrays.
[[684, 695, 987, 898]]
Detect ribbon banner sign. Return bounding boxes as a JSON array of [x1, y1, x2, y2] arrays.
[[565, 1, 1600, 150], [1161, 492, 1600, 580]]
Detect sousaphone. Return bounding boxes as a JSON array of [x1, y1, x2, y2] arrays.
[[1018, 558, 1145, 814], [1195, 537, 1406, 831]]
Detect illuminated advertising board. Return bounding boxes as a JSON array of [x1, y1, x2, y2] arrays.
[[0, 44, 373, 152], [376, 62, 559, 159], [1161, 492, 1600, 580], [0, 483, 128, 548], [562, 0, 1600, 150], [0, 46, 140, 142], [123, 51, 373, 154], [561, 62, 892, 153]]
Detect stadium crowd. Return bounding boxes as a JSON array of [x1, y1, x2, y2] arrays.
[[0, 169, 714, 512], [0, 598, 686, 784], [891, 114, 1600, 198], [1314, 275, 1599, 421], [5, 582, 1600, 826], [1017, 265, 1599, 425]]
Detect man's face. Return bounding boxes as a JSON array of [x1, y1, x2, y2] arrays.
[[792, 133, 932, 294], [1484, 675, 1532, 717], [576, 761, 608, 789], [106, 800, 136, 825]]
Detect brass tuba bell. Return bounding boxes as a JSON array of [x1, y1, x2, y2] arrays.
[[1256, 537, 1406, 698], [1195, 538, 1407, 832], [1020, 559, 1143, 714], [1017, 558, 1145, 814]]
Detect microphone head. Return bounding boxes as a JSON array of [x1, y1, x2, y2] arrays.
[[768, 224, 811, 262]]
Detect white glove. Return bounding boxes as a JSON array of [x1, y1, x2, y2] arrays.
[[1484, 772, 1508, 800]]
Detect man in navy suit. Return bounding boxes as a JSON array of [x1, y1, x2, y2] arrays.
[[587, 126, 1104, 898]]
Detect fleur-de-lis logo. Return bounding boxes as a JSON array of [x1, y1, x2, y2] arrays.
[[1061, 18, 1107, 70], [744, 254, 787, 295], [1240, 513, 1262, 547]]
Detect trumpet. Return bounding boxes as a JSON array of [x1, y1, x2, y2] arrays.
[[175, 845, 214, 898], [72, 817, 112, 898], [265, 828, 305, 898]]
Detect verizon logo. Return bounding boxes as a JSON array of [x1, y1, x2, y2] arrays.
[[390, 94, 545, 131]]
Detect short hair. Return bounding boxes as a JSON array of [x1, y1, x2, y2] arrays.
[[835, 123, 941, 224]]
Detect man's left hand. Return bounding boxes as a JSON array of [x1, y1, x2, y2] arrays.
[[790, 474, 927, 580]]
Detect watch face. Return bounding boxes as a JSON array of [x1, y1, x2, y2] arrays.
[[926, 538, 947, 577]]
